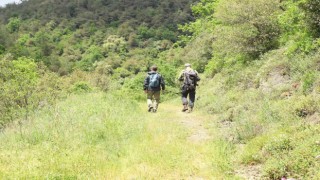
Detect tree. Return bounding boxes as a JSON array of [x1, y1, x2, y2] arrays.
[[213, 0, 280, 60], [6, 17, 21, 33], [302, 0, 320, 37], [0, 57, 39, 126]]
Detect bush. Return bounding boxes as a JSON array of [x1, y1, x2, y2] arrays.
[[302, 0, 320, 37], [0, 57, 66, 127], [278, 0, 319, 54], [213, 0, 280, 59], [92, 61, 112, 92], [261, 125, 320, 179], [263, 157, 288, 179], [302, 71, 316, 94], [6, 17, 21, 33], [77, 45, 104, 71], [262, 134, 293, 156], [71, 81, 93, 93], [0, 57, 39, 125]]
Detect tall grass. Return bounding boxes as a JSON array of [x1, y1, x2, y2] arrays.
[[196, 48, 320, 179], [0, 92, 235, 179]]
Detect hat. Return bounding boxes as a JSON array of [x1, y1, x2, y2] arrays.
[[184, 63, 191, 67]]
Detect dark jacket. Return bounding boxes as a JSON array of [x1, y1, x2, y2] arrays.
[[143, 71, 165, 91]]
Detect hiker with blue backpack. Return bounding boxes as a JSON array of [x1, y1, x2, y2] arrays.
[[143, 65, 165, 113], [179, 63, 200, 113]]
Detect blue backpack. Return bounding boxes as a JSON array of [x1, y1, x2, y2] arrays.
[[149, 73, 160, 88]]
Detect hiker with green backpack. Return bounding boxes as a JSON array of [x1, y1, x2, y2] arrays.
[[143, 65, 165, 113], [179, 63, 200, 113]]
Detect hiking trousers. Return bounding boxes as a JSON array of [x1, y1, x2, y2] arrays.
[[147, 90, 160, 110], [182, 89, 196, 108]]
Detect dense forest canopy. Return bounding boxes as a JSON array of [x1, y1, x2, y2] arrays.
[[0, 0, 197, 75], [0, 0, 196, 28]]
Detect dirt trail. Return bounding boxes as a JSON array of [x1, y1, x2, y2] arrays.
[[158, 103, 213, 179], [179, 111, 212, 143], [152, 103, 261, 180], [157, 103, 261, 179], [235, 165, 262, 180], [161, 103, 212, 143]]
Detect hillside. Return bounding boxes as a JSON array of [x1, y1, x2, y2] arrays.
[[1, 0, 320, 179], [0, 0, 197, 75], [0, 0, 195, 28]]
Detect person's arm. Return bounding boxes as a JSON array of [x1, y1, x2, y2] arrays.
[[143, 76, 149, 92], [178, 71, 184, 81], [160, 75, 165, 91], [195, 70, 201, 81]]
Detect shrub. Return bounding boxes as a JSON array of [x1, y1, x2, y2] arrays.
[[301, 0, 320, 37], [302, 71, 316, 94], [6, 17, 21, 33], [92, 61, 112, 92], [213, 0, 280, 59], [262, 134, 293, 156], [0, 57, 40, 127], [72, 81, 92, 93], [263, 157, 288, 179], [240, 136, 269, 164], [278, 0, 319, 54], [102, 35, 128, 55], [77, 45, 104, 71]]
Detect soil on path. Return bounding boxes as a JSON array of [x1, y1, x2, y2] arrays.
[[160, 103, 212, 143], [156, 103, 262, 179]]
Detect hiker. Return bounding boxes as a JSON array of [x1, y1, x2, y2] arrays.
[[178, 63, 200, 112], [143, 65, 165, 113]]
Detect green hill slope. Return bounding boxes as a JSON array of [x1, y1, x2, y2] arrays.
[[0, 0, 197, 74], [1, 0, 320, 179]]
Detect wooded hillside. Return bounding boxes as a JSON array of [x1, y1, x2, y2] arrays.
[[1, 0, 320, 179]]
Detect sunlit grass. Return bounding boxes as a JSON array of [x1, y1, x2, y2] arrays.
[[0, 93, 235, 179]]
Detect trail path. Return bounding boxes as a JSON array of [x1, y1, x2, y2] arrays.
[[235, 165, 262, 180], [0, 93, 260, 179], [149, 102, 261, 179], [162, 103, 212, 143], [143, 102, 216, 179]]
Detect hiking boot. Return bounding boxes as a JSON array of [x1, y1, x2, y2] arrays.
[[148, 107, 153, 112], [182, 105, 188, 112], [188, 107, 193, 113]]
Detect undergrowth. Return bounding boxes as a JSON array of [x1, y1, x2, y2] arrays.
[[197, 48, 320, 179]]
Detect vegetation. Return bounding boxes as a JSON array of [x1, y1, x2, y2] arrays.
[[0, 0, 320, 179], [0, 94, 235, 179]]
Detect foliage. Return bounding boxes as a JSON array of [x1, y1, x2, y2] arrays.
[[1, 0, 320, 178], [6, 17, 21, 33], [0, 57, 39, 125], [0, 0, 197, 78], [0, 57, 65, 127], [76, 45, 104, 71], [302, 0, 320, 37], [213, 0, 280, 59], [72, 81, 93, 93], [278, 0, 320, 55], [302, 71, 316, 94]]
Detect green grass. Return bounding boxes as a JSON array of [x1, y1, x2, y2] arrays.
[[195, 48, 320, 179], [0, 92, 235, 179]]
